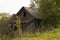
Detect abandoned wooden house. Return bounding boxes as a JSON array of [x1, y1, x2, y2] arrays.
[[6, 7, 41, 33], [16, 7, 41, 33]]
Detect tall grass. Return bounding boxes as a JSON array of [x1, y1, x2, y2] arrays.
[[21, 27, 60, 40], [0, 27, 60, 40], [0, 24, 60, 40]]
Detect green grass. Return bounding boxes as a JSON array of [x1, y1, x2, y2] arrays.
[[0, 27, 60, 40], [20, 28, 60, 40]]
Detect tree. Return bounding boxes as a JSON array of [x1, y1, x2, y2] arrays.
[[0, 13, 10, 26], [31, 0, 59, 27], [0, 13, 10, 22]]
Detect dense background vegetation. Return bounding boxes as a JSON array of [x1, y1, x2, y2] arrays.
[[31, 0, 60, 27]]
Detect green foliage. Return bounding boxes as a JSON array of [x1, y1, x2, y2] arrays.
[[0, 13, 10, 22], [31, 0, 60, 27], [0, 16, 7, 23], [39, 0, 57, 26], [20, 27, 60, 40], [0, 13, 10, 27]]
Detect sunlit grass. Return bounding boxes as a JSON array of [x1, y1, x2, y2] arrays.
[[20, 28, 60, 40], [0, 27, 60, 40]]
